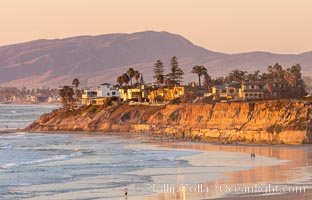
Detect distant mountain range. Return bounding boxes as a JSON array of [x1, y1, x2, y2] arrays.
[[0, 31, 311, 88]]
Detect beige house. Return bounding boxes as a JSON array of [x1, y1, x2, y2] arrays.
[[148, 86, 185, 103], [119, 85, 148, 102], [239, 81, 266, 100], [211, 82, 241, 100]]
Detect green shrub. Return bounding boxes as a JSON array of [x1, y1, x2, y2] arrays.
[[274, 124, 283, 134], [266, 125, 275, 134], [266, 124, 283, 134]]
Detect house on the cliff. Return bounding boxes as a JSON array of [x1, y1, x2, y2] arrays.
[[81, 83, 120, 105], [118, 85, 148, 102], [211, 81, 241, 100], [210, 81, 273, 101], [238, 81, 269, 100], [148, 86, 185, 103]]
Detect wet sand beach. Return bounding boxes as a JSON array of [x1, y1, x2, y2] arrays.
[[133, 138, 312, 200]]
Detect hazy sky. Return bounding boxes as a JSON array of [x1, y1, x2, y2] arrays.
[[1, 0, 311, 54]]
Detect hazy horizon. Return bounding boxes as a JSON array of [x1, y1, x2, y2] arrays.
[[1, 0, 311, 54]]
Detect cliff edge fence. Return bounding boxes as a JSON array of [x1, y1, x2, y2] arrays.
[[26, 100, 312, 144]]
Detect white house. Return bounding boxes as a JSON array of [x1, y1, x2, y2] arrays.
[[97, 83, 119, 97], [81, 83, 120, 105]]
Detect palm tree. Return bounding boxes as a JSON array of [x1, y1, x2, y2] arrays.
[[127, 68, 135, 86], [228, 70, 247, 82], [72, 78, 80, 88], [72, 78, 80, 100], [191, 65, 207, 87], [122, 73, 130, 86], [117, 76, 124, 87]]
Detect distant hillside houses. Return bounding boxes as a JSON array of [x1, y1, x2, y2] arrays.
[[0, 87, 60, 103]]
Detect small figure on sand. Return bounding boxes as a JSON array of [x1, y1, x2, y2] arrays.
[[124, 187, 128, 196], [250, 153, 256, 159]]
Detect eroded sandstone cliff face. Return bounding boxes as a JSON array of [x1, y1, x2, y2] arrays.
[[26, 100, 312, 144]]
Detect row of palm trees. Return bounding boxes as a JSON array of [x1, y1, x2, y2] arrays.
[[117, 68, 142, 87]]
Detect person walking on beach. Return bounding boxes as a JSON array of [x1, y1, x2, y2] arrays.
[[124, 187, 128, 196]]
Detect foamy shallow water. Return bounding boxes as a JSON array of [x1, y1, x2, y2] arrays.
[[0, 133, 195, 199], [0, 104, 57, 129]]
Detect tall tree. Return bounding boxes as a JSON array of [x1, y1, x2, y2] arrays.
[[72, 78, 80, 100], [153, 60, 165, 84], [246, 70, 261, 81], [227, 70, 247, 82], [212, 77, 225, 85], [166, 56, 184, 87], [203, 72, 213, 90], [140, 73, 144, 85], [134, 70, 140, 85], [122, 73, 130, 86], [191, 65, 207, 87], [117, 75, 124, 87], [265, 63, 306, 98], [288, 64, 305, 97], [59, 86, 75, 110], [127, 68, 135, 86]]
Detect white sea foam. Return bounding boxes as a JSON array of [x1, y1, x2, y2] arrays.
[[0, 152, 82, 169], [0, 134, 25, 139], [0, 143, 12, 149]]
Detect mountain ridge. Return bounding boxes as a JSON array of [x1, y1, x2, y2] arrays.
[[0, 31, 311, 88]]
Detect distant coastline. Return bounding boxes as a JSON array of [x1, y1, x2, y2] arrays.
[[0, 101, 59, 105]]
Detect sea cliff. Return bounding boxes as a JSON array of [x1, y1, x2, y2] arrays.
[[26, 100, 312, 144]]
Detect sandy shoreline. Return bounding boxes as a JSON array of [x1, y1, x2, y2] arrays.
[[124, 134, 312, 200], [211, 189, 312, 200]]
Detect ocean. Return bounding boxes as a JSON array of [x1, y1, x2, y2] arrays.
[[0, 104, 58, 129], [0, 104, 306, 200]]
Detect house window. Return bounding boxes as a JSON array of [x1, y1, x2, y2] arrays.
[[112, 92, 116, 95], [245, 93, 249, 97], [259, 94, 263, 98], [259, 85, 264, 90], [107, 93, 110, 96], [251, 85, 255, 89], [250, 93, 254, 96], [254, 93, 258, 97], [229, 89, 234, 94]]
